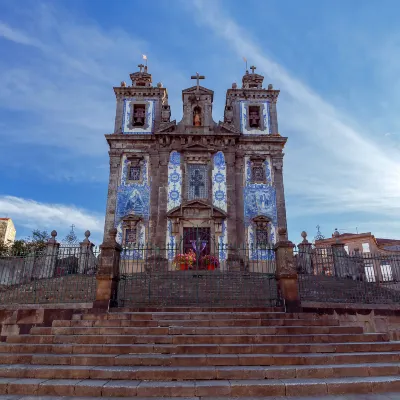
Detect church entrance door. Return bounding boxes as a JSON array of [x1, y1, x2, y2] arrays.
[[182, 227, 211, 269]]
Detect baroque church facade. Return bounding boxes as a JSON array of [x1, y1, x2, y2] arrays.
[[103, 64, 288, 263]]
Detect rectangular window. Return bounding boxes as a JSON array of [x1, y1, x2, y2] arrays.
[[133, 104, 146, 126], [187, 164, 208, 200], [381, 264, 393, 282], [362, 243, 370, 253], [248, 106, 261, 128], [125, 228, 137, 246], [129, 166, 141, 181], [256, 229, 269, 249]]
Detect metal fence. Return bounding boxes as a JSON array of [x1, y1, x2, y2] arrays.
[[296, 246, 400, 304], [0, 246, 100, 304], [116, 243, 280, 308]]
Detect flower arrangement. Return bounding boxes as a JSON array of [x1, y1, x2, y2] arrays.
[[173, 250, 196, 270], [201, 254, 220, 270]]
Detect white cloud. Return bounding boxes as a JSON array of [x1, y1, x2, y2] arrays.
[[0, 196, 104, 242], [190, 0, 400, 223]]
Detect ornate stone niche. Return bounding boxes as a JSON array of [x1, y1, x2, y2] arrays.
[[127, 102, 150, 130], [249, 157, 267, 184], [126, 156, 145, 184], [253, 215, 272, 248], [121, 214, 143, 246]]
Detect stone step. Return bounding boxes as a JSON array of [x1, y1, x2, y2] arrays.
[[6, 333, 386, 346], [52, 317, 341, 328], [1, 341, 398, 355], [1, 376, 400, 396], [111, 307, 284, 313], [76, 312, 329, 321], [0, 363, 398, 381], [31, 325, 362, 336], [0, 351, 399, 368]]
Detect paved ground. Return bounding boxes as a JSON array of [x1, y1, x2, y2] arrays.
[[0, 394, 400, 399]]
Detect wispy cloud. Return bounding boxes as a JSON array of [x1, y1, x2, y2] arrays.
[[190, 0, 400, 225], [0, 195, 104, 242]]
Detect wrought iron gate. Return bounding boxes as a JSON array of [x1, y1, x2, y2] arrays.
[[116, 228, 280, 307]]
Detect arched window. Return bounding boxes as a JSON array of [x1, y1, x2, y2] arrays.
[[193, 106, 202, 126]]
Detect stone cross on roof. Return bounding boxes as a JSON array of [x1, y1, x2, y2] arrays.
[[138, 64, 145, 73], [191, 72, 205, 92], [250, 65, 256, 74]]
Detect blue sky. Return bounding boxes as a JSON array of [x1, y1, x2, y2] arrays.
[[0, 0, 399, 245]]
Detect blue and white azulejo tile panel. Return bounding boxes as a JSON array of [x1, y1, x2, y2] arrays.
[[247, 224, 275, 261], [239, 100, 270, 135], [122, 98, 155, 134], [212, 151, 227, 212], [167, 151, 182, 211], [115, 154, 150, 246]]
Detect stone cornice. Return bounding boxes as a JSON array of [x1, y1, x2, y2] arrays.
[[226, 88, 280, 102], [113, 86, 167, 98]]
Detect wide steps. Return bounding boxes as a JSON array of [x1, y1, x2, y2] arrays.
[[0, 376, 400, 397], [0, 363, 399, 380], [1, 341, 398, 355]]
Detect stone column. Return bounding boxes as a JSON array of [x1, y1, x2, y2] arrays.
[[149, 151, 160, 245], [42, 230, 60, 279], [269, 100, 279, 135], [225, 151, 237, 246], [271, 155, 288, 240], [78, 230, 96, 275], [235, 151, 245, 246], [155, 150, 169, 248], [274, 227, 300, 312], [331, 230, 351, 278], [94, 228, 122, 310], [103, 153, 121, 243], [297, 231, 313, 274]]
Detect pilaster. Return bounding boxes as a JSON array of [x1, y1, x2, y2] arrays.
[[269, 100, 279, 135], [235, 151, 245, 246], [225, 151, 237, 246], [155, 150, 170, 248], [149, 151, 160, 244]]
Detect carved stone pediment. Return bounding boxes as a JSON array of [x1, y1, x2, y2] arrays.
[[157, 121, 176, 133], [217, 122, 240, 134], [167, 200, 227, 219], [121, 214, 142, 227], [182, 86, 214, 98], [183, 142, 211, 152]]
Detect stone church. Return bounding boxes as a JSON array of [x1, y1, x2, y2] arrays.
[[103, 63, 288, 263]]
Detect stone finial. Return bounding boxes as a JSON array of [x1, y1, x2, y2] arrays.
[[301, 231, 308, 244], [232, 82, 237, 89], [121, 81, 127, 87], [48, 230, 57, 244], [268, 84, 273, 90], [278, 227, 287, 241], [82, 230, 91, 244], [333, 228, 340, 243], [157, 82, 163, 88]]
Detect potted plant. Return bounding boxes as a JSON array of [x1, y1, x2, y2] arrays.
[[201, 254, 220, 270], [173, 250, 196, 270]]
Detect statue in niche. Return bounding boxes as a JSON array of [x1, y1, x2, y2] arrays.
[[193, 106, 202, 126]]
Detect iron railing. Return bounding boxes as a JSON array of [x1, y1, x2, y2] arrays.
[[116, 243, 279, 308], [296, 246, 400, 304], [0, 246, 100, 304]]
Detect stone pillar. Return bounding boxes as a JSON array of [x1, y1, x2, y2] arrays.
[[297, 231, 313, 274], [149, 151, 160, 245], [225, 151, 237, 246], [269, 100, 279, 135], [78, 230, 96, 275], [155, 151, 169, 248], [94, 228, 122, 310], [42, 230, 59, 279], [235, 151, 245, 246], [274, 228, 300, 312], [331, 229, 351, 278], [114, 95, 124, 133], [271, 155, 288, 240], [103, 153, 121, 243]]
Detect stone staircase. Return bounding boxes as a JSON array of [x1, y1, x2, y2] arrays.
[[0, 307, 400, 397]]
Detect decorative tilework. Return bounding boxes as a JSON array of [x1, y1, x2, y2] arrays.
[[122, 98, 155, 134], [120, 223, 146, 260], [244, 156, 277, 260], [212, 152, 227, 212], [167, 151, 182, 211], [115, 155, 150, 254], [240, 100, 270, 135]]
